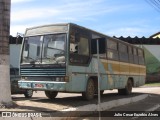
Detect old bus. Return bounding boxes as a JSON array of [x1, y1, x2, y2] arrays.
[[18, 23, 146, 100]]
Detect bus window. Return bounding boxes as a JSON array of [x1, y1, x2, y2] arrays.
[[119, 43, 128, 62], [133, 48, 138, 64], [133, 48, 137, 55], [107, 39, 117, 50], [78, 37, 89, 56], [91, 36, 106, 59], [107, 39, 118, 60], [128, 46, 134, 63], [128, 46, 133, 54], [70, 33, 90, 65], [22, 36, 42, 61]]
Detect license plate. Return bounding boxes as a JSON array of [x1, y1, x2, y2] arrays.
[[35, 84, 44, 88]]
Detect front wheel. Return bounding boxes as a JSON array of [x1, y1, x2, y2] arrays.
[[24, 90, 33, 98], [45, 91, 58, 99], [82, 79, 95, 100]]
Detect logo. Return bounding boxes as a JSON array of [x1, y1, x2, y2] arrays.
[[2, 112, 12, 117]]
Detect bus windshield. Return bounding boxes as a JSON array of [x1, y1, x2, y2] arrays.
[[21, 34, 66, 64]]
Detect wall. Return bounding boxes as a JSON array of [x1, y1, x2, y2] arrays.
[[10, 44, 21, 68], [142, 45, 160, 82]]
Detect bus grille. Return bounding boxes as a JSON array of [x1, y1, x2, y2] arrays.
[[20, 67, 66, 77]]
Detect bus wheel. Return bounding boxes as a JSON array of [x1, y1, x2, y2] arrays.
[[95, 90, 104, 96], [24, 90, 33, 98], [100, 90, 104, 95], [118, 89, 125, 95], [118, 79, 132, 95], [82, 79, 95, 100], [45, 91, 58, 99], [125, 79, 132, 95]]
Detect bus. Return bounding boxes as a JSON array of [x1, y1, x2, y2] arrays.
[[18, 23, 146, 100]]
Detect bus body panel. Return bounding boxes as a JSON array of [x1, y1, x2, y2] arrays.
[[67, 57, 108, 92], [18, 59, 146, 92]]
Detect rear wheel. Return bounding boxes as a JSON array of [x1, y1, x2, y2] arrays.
[[82, 79, 95, 100], [24, 90, 33, 98], [118, 79, 133, 95], [125, 79, 133, 95], [45, 91, 58, 99], [118, 89, 125, 95]]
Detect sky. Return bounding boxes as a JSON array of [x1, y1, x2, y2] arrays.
[[10, 0, 160, 37]]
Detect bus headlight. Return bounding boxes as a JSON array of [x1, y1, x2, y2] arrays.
[[56, 77, 64, 82], [21, 77, 27, 80], [55, 77, 69, 82]]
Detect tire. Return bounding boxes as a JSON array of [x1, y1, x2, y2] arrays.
[[95, 90, 104, 96], [125, 79, 133, 95], [82, 79, 95, 100], [100, 90, 104, 95], [45, 91, 58, 99], [118, 79, 132, 95], [24, 90, 33, 98], [118, 89, 125, 95]]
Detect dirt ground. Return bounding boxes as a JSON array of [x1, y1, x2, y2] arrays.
[[1, 87, 160, 112], [0, 87, 160, 120]]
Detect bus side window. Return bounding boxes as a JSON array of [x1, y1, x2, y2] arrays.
[[107, 39, 117, 50], [70, 34, 78, 53], [119, 43, 128, 62], [69, 33, 90, 65], [128, 46, 134, 63], [107, 39, 118, 60], [133, 48, 138, 64], [78, 37, 89, 56], [91, 37, 106, 59]]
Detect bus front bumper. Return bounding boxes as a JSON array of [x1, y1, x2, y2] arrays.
[[18, 80, 66, 91]]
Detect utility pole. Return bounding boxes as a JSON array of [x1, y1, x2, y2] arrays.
[[0, 0, 12, 105], [97, 39, 101, 120]]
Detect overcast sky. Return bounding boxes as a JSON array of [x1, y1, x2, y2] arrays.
[[11, 0, 160, 37]]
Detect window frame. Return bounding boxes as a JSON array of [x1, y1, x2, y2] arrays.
[[106, 39, 119, 61], [133, 47, 139, 64], [69, 27, 91, 66], [118, 42, 129, 62]]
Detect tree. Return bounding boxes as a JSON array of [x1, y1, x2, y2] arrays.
[[0, 0, 12, 106]]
